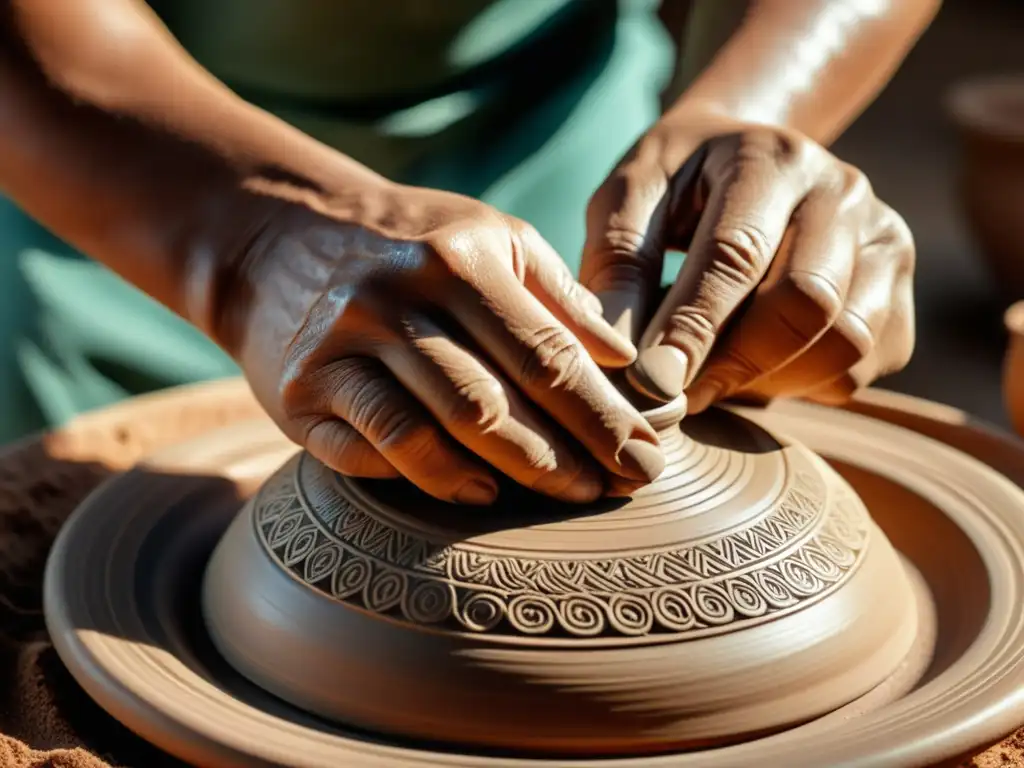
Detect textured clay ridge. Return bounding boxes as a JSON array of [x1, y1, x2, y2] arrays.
[[255, 451, 871, 639]]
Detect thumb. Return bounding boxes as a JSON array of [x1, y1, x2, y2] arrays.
[[579, 167, 672, 344]]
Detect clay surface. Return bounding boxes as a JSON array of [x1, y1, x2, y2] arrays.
[[201, 396, 917, 755], [39, 392, 1024, 766], [17, 378, 1024, 768], [947, 76, 1024, 299]]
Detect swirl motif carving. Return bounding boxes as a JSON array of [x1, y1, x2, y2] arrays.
[[254, 453, 870, 639]]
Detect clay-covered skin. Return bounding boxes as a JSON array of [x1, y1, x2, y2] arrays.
[[231, 184, 664, 506], [584, 0, 938, 409], [0, 0, 660, 504], [0, 0, 937, 502]]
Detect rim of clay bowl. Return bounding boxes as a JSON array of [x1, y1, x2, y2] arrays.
[[640, 394, 687, 432], [946, 74, 1024, 143]]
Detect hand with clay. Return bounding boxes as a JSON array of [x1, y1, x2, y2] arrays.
[[0, 0, 666, 507], [0, 0, 938, 506], [582, 114, 915, 412], [581, 0, 934, 414], [229, 183, 662, 506]]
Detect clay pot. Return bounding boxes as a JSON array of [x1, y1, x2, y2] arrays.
[[947, 75, 1024, 299], [1004, 300, 1024, 436], [41, 379, 1024, 767], [201, 397, 917, 756]]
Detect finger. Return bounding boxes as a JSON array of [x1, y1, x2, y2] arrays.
[[684, 188, 857, 413], [443, 253, 664, 486], [515, 222, 637, 368], [631, 137, 813, 403], [737, 239, 905, 404], [312, 357, 499, 505], [303, 418, 399, 478], [377, 312, 605, 502], [803, 269, 915, 405], [580, 146, 694, 341]]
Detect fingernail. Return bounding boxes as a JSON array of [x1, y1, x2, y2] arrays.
[[687, 380, 724, 414], [616, 438, 665, 483], [627, 346, 688, 402], [455, 479, 498, 505]]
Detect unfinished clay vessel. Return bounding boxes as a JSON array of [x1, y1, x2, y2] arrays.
[[202, 395, 917, 755], [947, 74, 1024, 299]]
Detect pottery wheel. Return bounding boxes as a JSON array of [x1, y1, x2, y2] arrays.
[[44, 401, 1024, 767]]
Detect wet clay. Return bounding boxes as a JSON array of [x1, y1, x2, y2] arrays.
[[201, 395, 918, 755], [948, 76, 1024, 299], [39, 383, 1024, 767]]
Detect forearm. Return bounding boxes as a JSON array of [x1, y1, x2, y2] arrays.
[[664, 0, 940, 145], [0, 0, 382, 340]]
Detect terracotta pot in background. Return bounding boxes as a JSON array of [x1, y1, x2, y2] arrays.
[[1004, 300, 1024, 436], [947, 75, 1024, 300]]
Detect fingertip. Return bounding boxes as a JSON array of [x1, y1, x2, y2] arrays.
[[615, 438, 665, 484], [627, 346, 688, 403]]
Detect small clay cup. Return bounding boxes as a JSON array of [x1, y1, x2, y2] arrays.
[[947, 75, 1024, 299]]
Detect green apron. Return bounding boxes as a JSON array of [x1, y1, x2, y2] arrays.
[[0, 0, 675, 442]]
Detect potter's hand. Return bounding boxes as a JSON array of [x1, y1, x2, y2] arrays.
[[232, 181, 663, 505], [580, 115, 916, 412]]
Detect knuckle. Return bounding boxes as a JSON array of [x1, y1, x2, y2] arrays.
[[840, 165, 874, 208], [738, 127, 807, 168], [307, 420, 363, 466], [582, 247, 657, 293], [784, 270, 845, 326], [665, 306, 717, 354], [448, 376, 511, 433], [368, 405, 430, 459], [518, 325, 586, 389], [712, 221, 774, 281]]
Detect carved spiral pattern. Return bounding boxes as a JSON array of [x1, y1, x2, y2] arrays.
[[404, 580, 454, 625], [653, 588, 697, 631], [726, 578, 768, 617], [608, 594, 654, 635], [333, 556, 371, 598], [459, 593, 505, 632], [253, 453, 871, 639], [508, 596, 557, 635], [366, 569, 405, 612]]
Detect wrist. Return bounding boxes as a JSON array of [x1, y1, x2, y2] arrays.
[[661, 98, 747, 134]]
